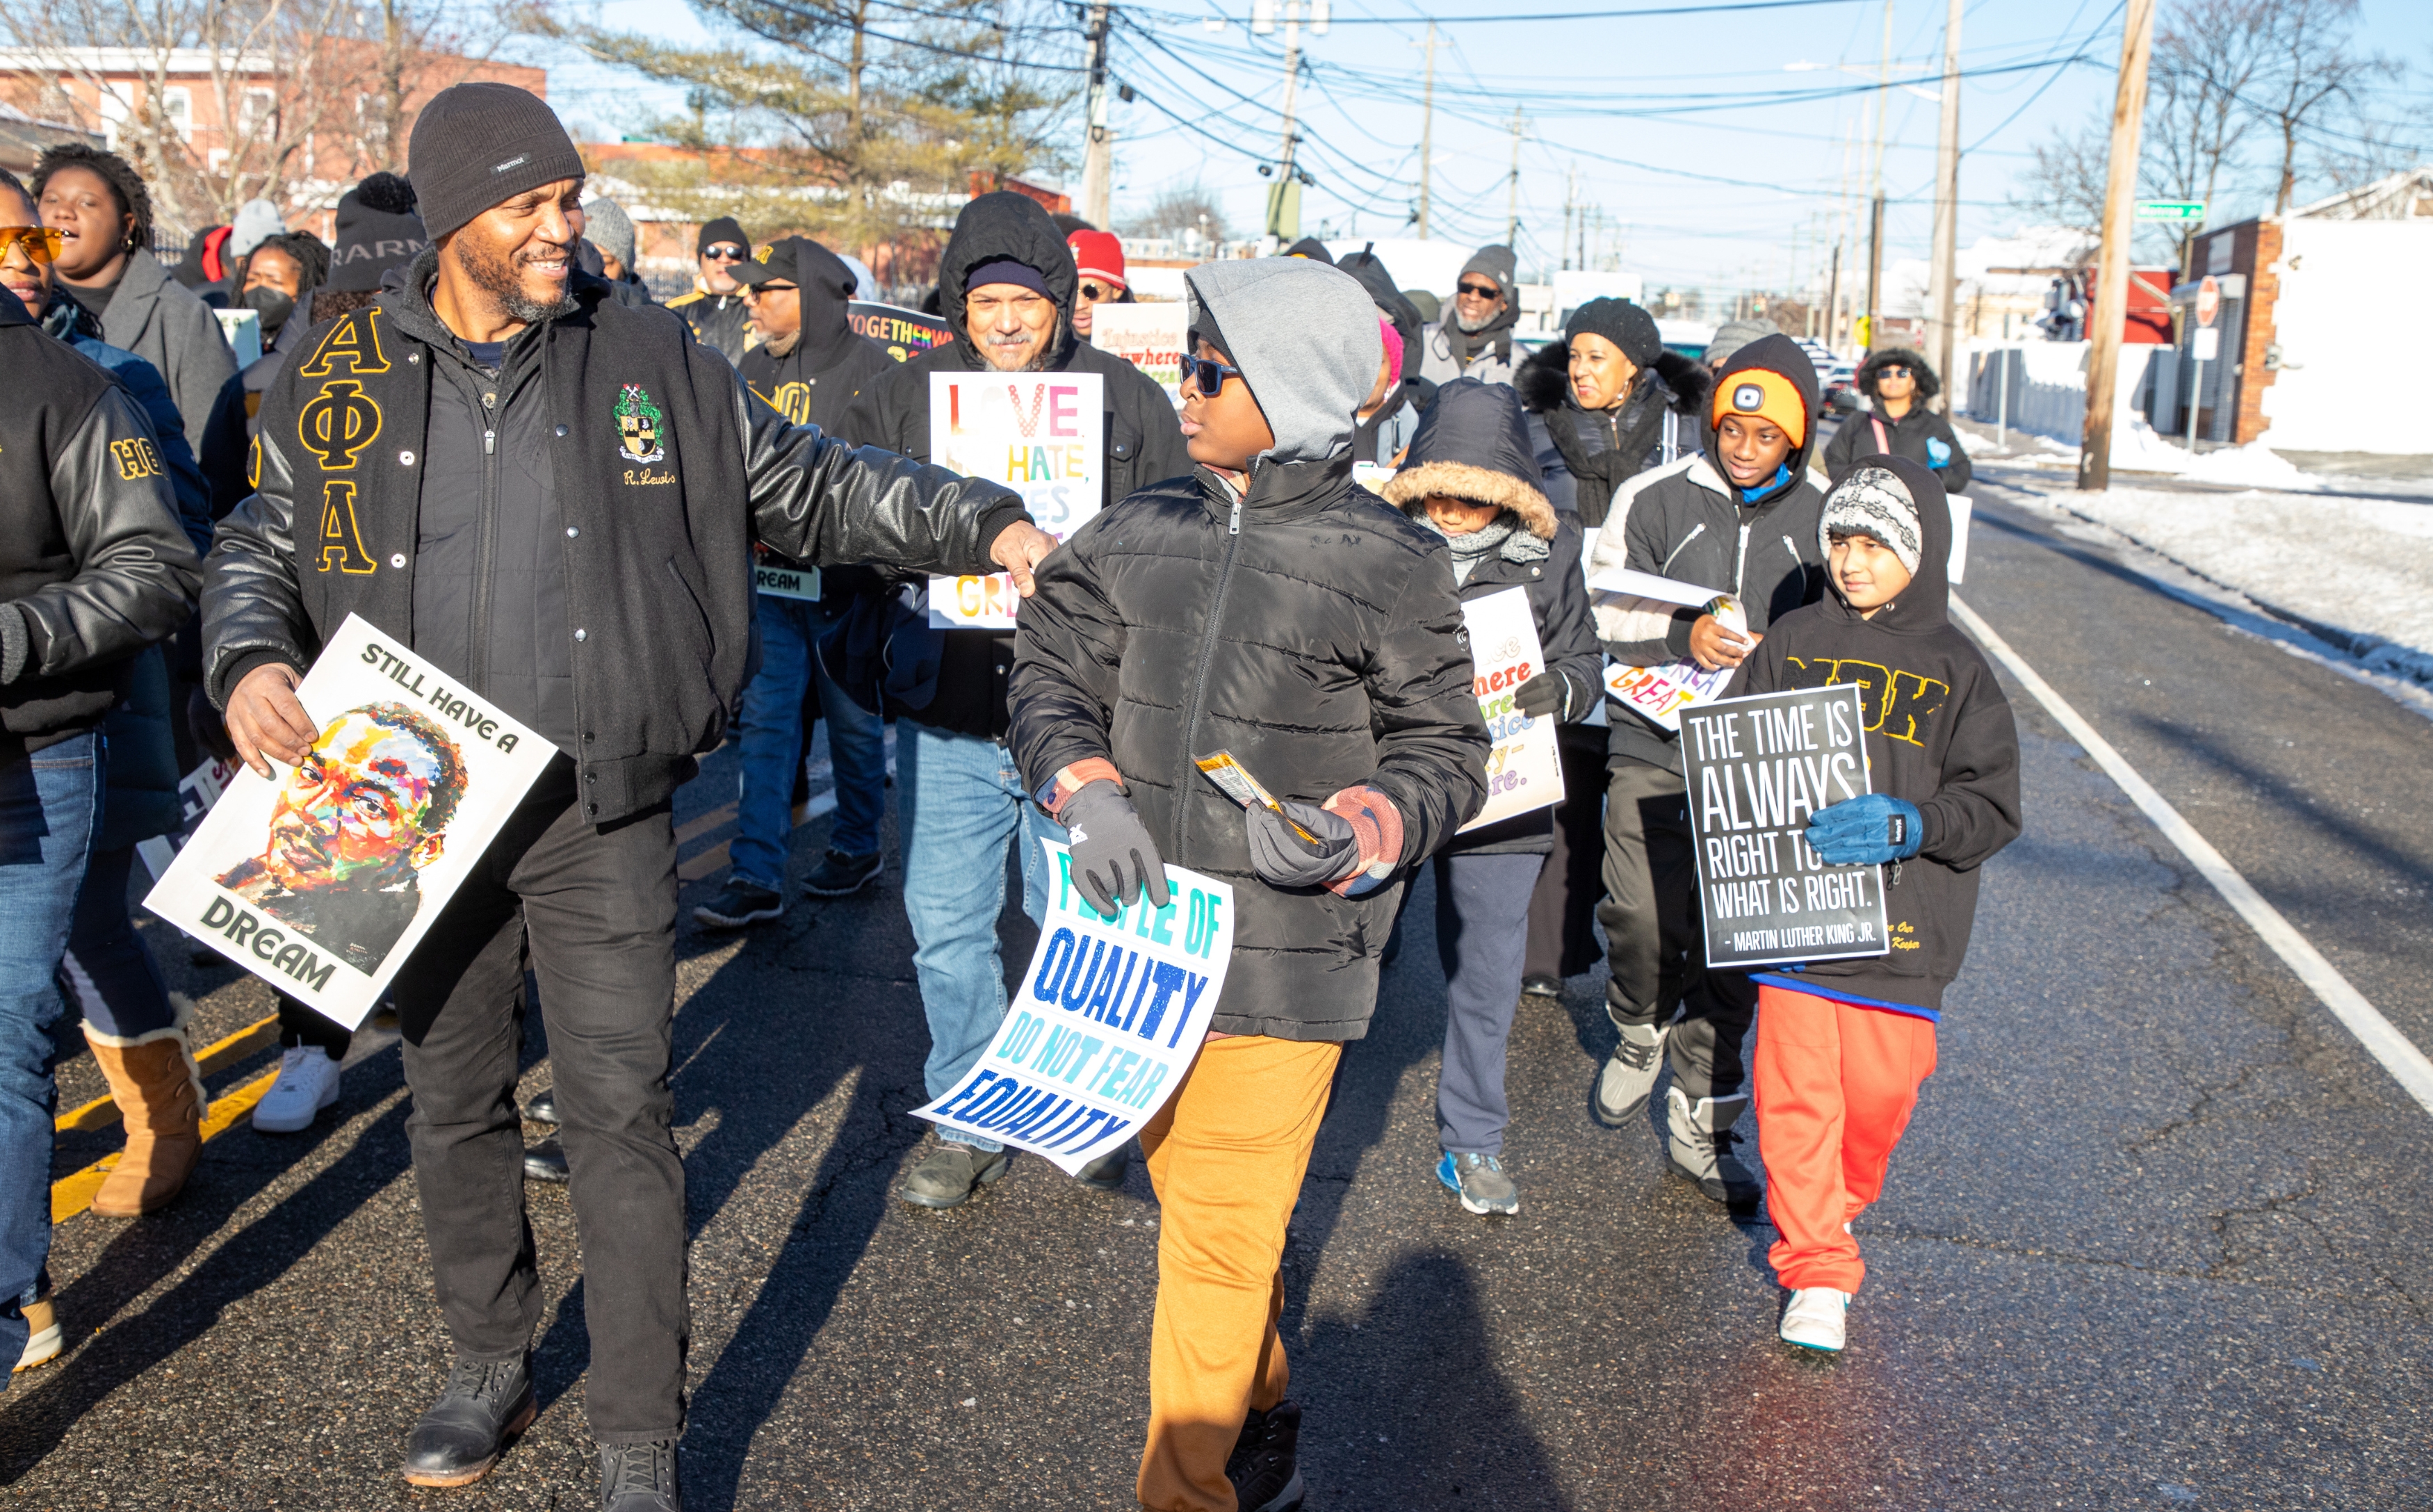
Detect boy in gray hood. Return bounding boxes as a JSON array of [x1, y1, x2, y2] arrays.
[[1012, 257, 1488, 1512]]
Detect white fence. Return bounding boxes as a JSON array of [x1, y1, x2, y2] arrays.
[[1959, 341, 2156, 446]]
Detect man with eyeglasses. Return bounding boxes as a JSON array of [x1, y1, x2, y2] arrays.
[[1419, 243, 1522, 389], [666, 215, 754, 365], [839, 190, 1189, 1212], [1066, 227, 1130, 339]]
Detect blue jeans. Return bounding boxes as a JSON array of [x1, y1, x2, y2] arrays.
[[731, 597, 888, 890], [0, 733, 103, 1375], [1433, 850, 1547, 1156], [898, 723, 1048, 1153]]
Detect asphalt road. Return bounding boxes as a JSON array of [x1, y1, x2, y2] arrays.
[[8, 475, 2430, 1511]]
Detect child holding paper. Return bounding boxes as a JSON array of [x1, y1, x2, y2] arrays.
[[1723, 454, 2021, 1353], [1010, 257, 1486, 1512], [1378, 378, 1600, 1216]]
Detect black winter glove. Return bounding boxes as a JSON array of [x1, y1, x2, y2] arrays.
[[1513, 669, 1582, 722], [1244, 801, 1360, 888], [1060, 780, 1170, 916]]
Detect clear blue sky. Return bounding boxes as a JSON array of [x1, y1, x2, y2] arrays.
[[524, 0, 2430, 300]]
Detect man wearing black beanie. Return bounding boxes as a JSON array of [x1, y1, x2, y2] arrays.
[[202, 79, 1053, 1511], [667, 214, 752, 365]]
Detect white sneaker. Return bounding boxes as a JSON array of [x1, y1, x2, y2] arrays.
[[1779, 1287, 1850, 1352], [252, 1047, 341, 1134]]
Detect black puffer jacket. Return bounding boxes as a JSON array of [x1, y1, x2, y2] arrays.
[[1010, 453, 1488, 1041], [1517, 339, 1711, 525], [1823, 348, 1972, 495], [840, 192, 1189, 740], [1380, 379, 1600, 855]]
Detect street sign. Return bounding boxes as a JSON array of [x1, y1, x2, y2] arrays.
[[2196, 275, 2221, 327], [2192, 327, 2220, 361], [2136, 200, 2207, 222]]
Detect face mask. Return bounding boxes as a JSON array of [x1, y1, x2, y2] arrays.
[[243, 285, 295, 336]]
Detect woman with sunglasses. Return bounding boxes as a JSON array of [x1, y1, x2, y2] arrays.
[[1823, 346, 1974, 496]]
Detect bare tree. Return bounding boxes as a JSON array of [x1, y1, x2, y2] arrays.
[[2249, 0, 2401, 213], [2146, 0, 2268, 272], [1119, 183, 1226, 244], [2011, 115, 2110, 237]]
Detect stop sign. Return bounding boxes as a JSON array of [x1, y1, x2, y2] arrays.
[[2196, 275, 2221, 328]]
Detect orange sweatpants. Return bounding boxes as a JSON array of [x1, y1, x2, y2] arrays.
[[1752, 983, 1938, 1295], [1134, 1034, 1342, 1512]]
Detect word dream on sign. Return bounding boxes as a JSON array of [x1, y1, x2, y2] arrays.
[[914, 839, 1235, 1174], [1088, 302, 1189, 411], [1457, 586, 1563, 833], [927, 371, 1107, 630], [143, 615, 558, 1029], [1680, 684, 1891, 971]]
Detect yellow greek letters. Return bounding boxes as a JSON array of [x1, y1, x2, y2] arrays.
[[110, 436, 163, 480], [297, 309, 391, 377], [316, 480, 377, 575], [298, 380, 384, 470]]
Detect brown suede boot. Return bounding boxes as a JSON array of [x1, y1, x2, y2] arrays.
[[86, 1025, 204, 1217]]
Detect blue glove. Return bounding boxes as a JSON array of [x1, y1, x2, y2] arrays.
[[1805, 794, 1924, 866], [1926, 435, 1953, 469]]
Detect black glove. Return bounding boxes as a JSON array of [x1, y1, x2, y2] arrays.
[[1513, 669, 1579, 721], [1244, 801, 1359, 888], [1060, 780, 1169, 916]]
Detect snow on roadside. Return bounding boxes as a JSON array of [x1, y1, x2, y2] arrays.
[[2015, 482, 2433, 684]]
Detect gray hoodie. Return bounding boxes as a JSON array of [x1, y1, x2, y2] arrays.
[[1185, 257, 1384, 466]]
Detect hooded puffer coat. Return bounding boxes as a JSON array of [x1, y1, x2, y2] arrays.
[[1010, 258, 1488, 1041], [839, 192, 1189, 740], [1380, 378, 1600, 854], [1822, 347, 1973, 495], [1517, 339, 1711, 526], [1727, 453, 2020, 1013]]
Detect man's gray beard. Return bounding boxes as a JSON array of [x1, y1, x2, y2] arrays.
[[459, 236, 576, 325], [1455, 304, 1501, 333], [983, 336, 1055, 373]]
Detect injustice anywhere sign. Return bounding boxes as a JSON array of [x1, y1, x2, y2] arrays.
[[1680, 684, 1891, 971]]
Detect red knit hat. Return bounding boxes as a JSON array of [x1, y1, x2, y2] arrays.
[[1067, 229, 1126, 290]]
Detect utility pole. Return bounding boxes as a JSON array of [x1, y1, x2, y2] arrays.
[[1561, 166, 1574, 270], [1412, 19, 1440, 239], [1864, 0, 1892, 350], [1825, 236, 1843, 350], [1079, 0, 1114, 229], [1255, 0, 1327, 242], [1504, 106, 1525, 247], [2078, 0, 2158, 492], [1925, 0, 1963, 395]]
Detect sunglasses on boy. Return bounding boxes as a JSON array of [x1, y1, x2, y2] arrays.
[[1182, 355, 1244, 396], [1079, 281, 1116, 302], [0, 226, 65, 263], [703, 243, 747, 262]]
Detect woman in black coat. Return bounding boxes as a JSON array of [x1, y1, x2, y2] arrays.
[[1823, 346, 1974, 495], [1381, 378, 1602, 1217]]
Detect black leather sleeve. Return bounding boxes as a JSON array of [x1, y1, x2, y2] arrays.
[[728, 363, 1030, 577], [10, 386, 201, 685], [199, 425, 312, 708]]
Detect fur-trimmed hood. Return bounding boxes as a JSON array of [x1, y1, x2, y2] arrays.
[[1856, 346, 1941, 403], [1516, 337, 1711, 420], [1379, 377, 1558, 539]]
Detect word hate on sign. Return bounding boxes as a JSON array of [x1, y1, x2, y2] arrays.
[[1679, 683, 1891, 971]]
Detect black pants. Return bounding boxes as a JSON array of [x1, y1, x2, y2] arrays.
[[390, 774, 685, 1442], [1595, 758, 1756, 1101], [1524, 726, 1611, 984]]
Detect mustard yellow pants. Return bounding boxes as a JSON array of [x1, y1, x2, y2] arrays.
[[1135, 1034, 1342, 1512]]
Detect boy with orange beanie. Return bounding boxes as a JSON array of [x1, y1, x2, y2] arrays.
[[1583, 335, 1827, 1206], [1723, 453, 2020, 1351]]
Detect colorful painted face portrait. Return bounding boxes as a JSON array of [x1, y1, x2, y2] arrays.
[[242, 703, 466, 893]]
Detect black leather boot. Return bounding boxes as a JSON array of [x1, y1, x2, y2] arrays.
[[599, 1437, 683, 1511], [401, 1354, 535, 1487]]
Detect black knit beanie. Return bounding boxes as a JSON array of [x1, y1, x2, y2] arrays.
[[1565, 297, 1662, 368], [406, 83, 585, 243], [325, 172, 427, 293]]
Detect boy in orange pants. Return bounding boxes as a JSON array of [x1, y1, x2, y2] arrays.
[[1723, 453, 2021, 1353]]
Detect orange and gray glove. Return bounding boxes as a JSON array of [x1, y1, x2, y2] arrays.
[[1244, 786, 1403, 897]]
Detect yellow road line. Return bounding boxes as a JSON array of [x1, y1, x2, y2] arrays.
[[54, 1013, 282, 1135], [674, 802, 738, 845], [678, 840, 733, 883], [51, 1065, 284, 1224]]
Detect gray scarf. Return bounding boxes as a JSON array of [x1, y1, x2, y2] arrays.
[[1424, 512, 1547, 586]]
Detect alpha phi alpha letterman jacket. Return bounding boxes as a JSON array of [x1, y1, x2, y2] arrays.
[[202, 250, 1029, 825]]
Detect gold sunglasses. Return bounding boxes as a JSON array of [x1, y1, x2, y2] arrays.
[[0, 226, 65, 263]]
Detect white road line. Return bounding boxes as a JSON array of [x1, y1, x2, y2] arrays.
[[1953, 593, 2433, 1119]]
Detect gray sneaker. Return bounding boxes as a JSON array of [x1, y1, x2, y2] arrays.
[[900, 1140, 1011, 1209], [1595, 1019, 1670, 1123], [1435, 1151, 1520, 1215], [1663, 1088, 1762, 1208]]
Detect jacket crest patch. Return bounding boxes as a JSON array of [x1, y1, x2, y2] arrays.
[[616, 383, 667, 464]]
